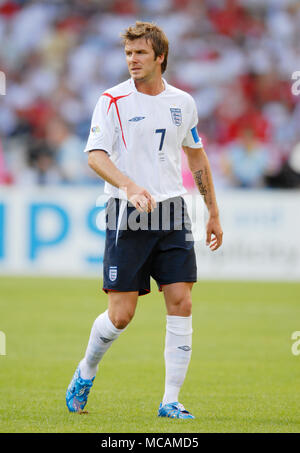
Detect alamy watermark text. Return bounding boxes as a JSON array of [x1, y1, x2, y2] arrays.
[[0, 331, 6, 355], [291, 331, 300, 356]]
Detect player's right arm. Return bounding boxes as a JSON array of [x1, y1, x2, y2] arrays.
[[85, 94, 156, 213], [88, 150, 156, 213]]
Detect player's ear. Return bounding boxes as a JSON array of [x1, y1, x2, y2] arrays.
[[154, 54, 165, 64], [156, 54, 164, 65], [158, 54, 165, 73]]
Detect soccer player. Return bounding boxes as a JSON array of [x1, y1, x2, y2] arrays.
[[66, 21, 223, 419]]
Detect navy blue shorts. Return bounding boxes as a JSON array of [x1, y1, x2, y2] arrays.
[[103, 196, 197, 295]]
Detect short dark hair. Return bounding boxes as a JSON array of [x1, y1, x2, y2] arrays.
[[121, 21, 169, 74]]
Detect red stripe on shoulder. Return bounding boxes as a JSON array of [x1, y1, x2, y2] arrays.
[[101, 92, 132, 149]]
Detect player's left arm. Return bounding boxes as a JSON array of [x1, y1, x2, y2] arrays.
[[183, 145, 223, 251]]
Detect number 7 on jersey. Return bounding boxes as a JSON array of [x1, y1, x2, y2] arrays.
[[155, 128, 166, 162], [155, 129, 166, 150]]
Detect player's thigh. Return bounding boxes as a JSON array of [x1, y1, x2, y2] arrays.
[[163, 282, 193, 317], [107, 290, 139, 329]]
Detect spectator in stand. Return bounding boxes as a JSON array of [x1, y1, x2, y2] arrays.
[[266, 141, 300, 189], [222, 127, 269, 188], [16, 138, 61, 185], [45, 117, 99, 185]]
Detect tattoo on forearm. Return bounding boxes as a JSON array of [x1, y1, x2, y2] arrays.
[[194, 169, 207, 195], [193, 168, 212, 207]]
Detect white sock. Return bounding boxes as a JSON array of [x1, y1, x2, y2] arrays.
[[79, 310, 125, 380], [162, 315, 193, 406]]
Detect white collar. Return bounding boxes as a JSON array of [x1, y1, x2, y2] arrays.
[[130, 77, 168, 96]]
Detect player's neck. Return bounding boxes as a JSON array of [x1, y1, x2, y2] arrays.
[[134, 76, 165, 96]]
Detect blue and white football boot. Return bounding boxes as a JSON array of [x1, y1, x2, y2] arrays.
[[158, 402, 195, 419], [66, 366, 95, 413]]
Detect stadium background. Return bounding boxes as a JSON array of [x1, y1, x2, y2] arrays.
[[1, 0, 300, 434], [1, 0, 300, 279]]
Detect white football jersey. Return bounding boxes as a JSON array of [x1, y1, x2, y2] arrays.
[[84, 78, 202, 202]]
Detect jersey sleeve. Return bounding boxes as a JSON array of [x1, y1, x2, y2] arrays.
[[83, 95, 116, 156], [182, 97, 203, 149]]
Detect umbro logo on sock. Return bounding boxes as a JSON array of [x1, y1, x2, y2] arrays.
[[178, 346, 191, 351], [100, 337, 112, 343]]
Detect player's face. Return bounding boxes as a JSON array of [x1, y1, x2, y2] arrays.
[[125, 38, 163, 82]]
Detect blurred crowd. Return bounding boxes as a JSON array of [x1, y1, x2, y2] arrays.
[[1, 0, 300, 189]]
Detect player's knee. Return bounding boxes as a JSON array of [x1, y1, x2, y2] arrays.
[[169, 296, 192, 317], [180, 297, 192, 316], [109, 310, 134, 329]]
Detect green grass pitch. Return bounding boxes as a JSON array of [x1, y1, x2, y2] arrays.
[[0, 276, 300, 433]]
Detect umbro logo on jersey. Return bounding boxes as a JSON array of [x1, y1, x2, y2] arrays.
[[178, 345, 191, 352], [129, 116, 145, 122]]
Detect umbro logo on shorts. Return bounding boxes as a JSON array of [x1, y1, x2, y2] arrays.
[[178, 345, 191, 351], [128, 116, 145, 122], [109, 266, 118, 281]]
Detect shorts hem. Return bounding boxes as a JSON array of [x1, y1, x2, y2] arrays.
[[158, 279, 197, 292], [102, 287, 151, 296]]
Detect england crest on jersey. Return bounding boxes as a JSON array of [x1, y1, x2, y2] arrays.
[[109, 266, 118, 281], [170, 108, 182, 126]]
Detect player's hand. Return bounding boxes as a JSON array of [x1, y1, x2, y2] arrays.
[[206, 214, 223, 251], [125, 181, 156, 213]]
